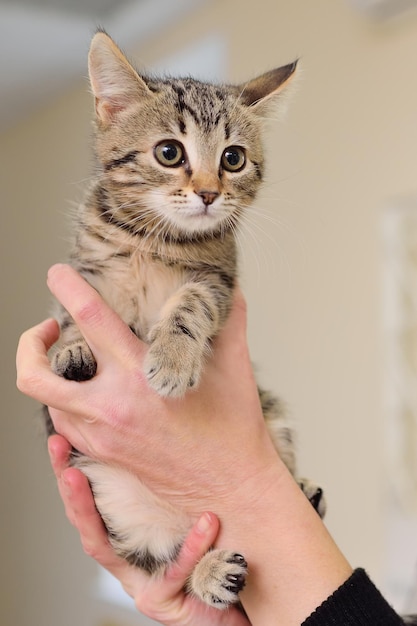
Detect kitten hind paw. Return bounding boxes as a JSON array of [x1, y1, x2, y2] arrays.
[[188, 549, 247, 609], [52, 340, 97, 381], [298, 478, 326, 518]]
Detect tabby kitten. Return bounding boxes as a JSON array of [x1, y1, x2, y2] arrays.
[[49, 31, 325, 608]]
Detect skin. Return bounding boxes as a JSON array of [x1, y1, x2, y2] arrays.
[[48, 434, 249, 626], [16, 264, 353, 626]]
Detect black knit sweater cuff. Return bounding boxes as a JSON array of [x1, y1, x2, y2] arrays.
[[301, 568, 405, 625]]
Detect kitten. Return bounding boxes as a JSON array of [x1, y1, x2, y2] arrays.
[[47, 30, 325, 608]]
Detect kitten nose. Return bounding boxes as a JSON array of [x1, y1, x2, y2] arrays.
[[197, 190, 219, 206]]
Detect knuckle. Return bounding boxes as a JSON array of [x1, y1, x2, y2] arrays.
[[134, 592, 147, 613], [134, 594, 158, 618], [16, 370, 41, 396], [81, 538, 102, 560], [66, 511, 77, 527], [81, 423, 114, 462], [75, 299, 103, 327]]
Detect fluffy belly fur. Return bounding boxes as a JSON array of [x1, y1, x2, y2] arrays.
[[72, 458, 190, 571]]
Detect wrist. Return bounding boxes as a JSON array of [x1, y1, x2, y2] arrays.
[[215, 463, 352, 626]]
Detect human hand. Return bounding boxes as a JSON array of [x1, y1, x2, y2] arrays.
[[17, 264, 284, 522], [17, 264, 353, 625], [48, 433, 251, 626]]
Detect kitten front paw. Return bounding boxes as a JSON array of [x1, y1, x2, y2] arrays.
[[298, 478, 326, 518], [188, 550, 247, 609], [144, 330, 204, 397], [52, 340, 97, 381]]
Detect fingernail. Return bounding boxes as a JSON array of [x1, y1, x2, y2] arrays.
[[196, 512, 212, 535]]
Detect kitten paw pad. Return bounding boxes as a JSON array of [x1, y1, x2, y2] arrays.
[[52, 341, 97, 381], [188, 549, 248, 609]]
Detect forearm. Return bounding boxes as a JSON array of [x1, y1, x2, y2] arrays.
[[216, 463, 352, 626], [50, 434, 405, 626]]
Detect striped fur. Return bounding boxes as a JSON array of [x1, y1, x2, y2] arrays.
[[48, 31, 324, 608]]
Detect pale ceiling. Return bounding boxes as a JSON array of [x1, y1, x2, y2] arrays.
[[0, 0, 414, 132], [0, 0, 135, 19], [0, 0, 206, 131]]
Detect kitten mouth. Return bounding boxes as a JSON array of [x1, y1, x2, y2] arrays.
[[185, 203, 216, 219], [195, 199, 220, 217], [193, 206, 221, 223], [170, 204, 224, 234]]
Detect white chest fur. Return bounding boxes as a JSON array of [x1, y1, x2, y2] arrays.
[[89, 252, 186, 341]]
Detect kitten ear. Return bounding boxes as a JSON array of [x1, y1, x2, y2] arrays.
[[88, 31, 152, 125], [238, 61, 298, 115]]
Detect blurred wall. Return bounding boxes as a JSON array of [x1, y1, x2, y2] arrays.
[[2, 0, 417, 624]]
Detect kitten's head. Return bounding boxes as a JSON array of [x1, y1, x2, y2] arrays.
[[88, 31, 296, 239]]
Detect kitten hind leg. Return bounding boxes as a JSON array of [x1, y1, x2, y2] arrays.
[[298, 478, 326, 518], [259, 387, 297, 474], [260, 387, 327, 517], [71, 458, 191, 569], [72, 458, 248, 608]]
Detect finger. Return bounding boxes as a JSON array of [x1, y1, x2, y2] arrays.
[[49, 449, 110, 552], [16, 318, 81, 408], [164, 513, 220, 591], [211, 288, 251, 372], [46, 406, 88, 454], [60, 466, 146, 594], [47, 264, 146, 364], [135, 513, 221, 623], [61, 467, 105, 533], [16, 318, 58, 383], [48, 434, 72, 476], [59, 467, 117, 566], [48, 434, 79, 524]]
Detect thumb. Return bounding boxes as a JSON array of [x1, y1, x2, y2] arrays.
[[164, 513, 220, 591]]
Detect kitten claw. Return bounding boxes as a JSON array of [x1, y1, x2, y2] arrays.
[[225, 572, 246, 593], [309, 487, 324, 511], [227, 554, 247, 566]]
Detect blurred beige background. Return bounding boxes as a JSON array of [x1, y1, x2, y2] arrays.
[[2, 0, 417, 624]]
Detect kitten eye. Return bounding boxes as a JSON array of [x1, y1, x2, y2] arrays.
[[221, 146, 246, 172], [154, 141, 184, 167]]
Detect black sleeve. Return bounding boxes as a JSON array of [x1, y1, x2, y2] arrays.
[[301, 568, 406, 625]]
